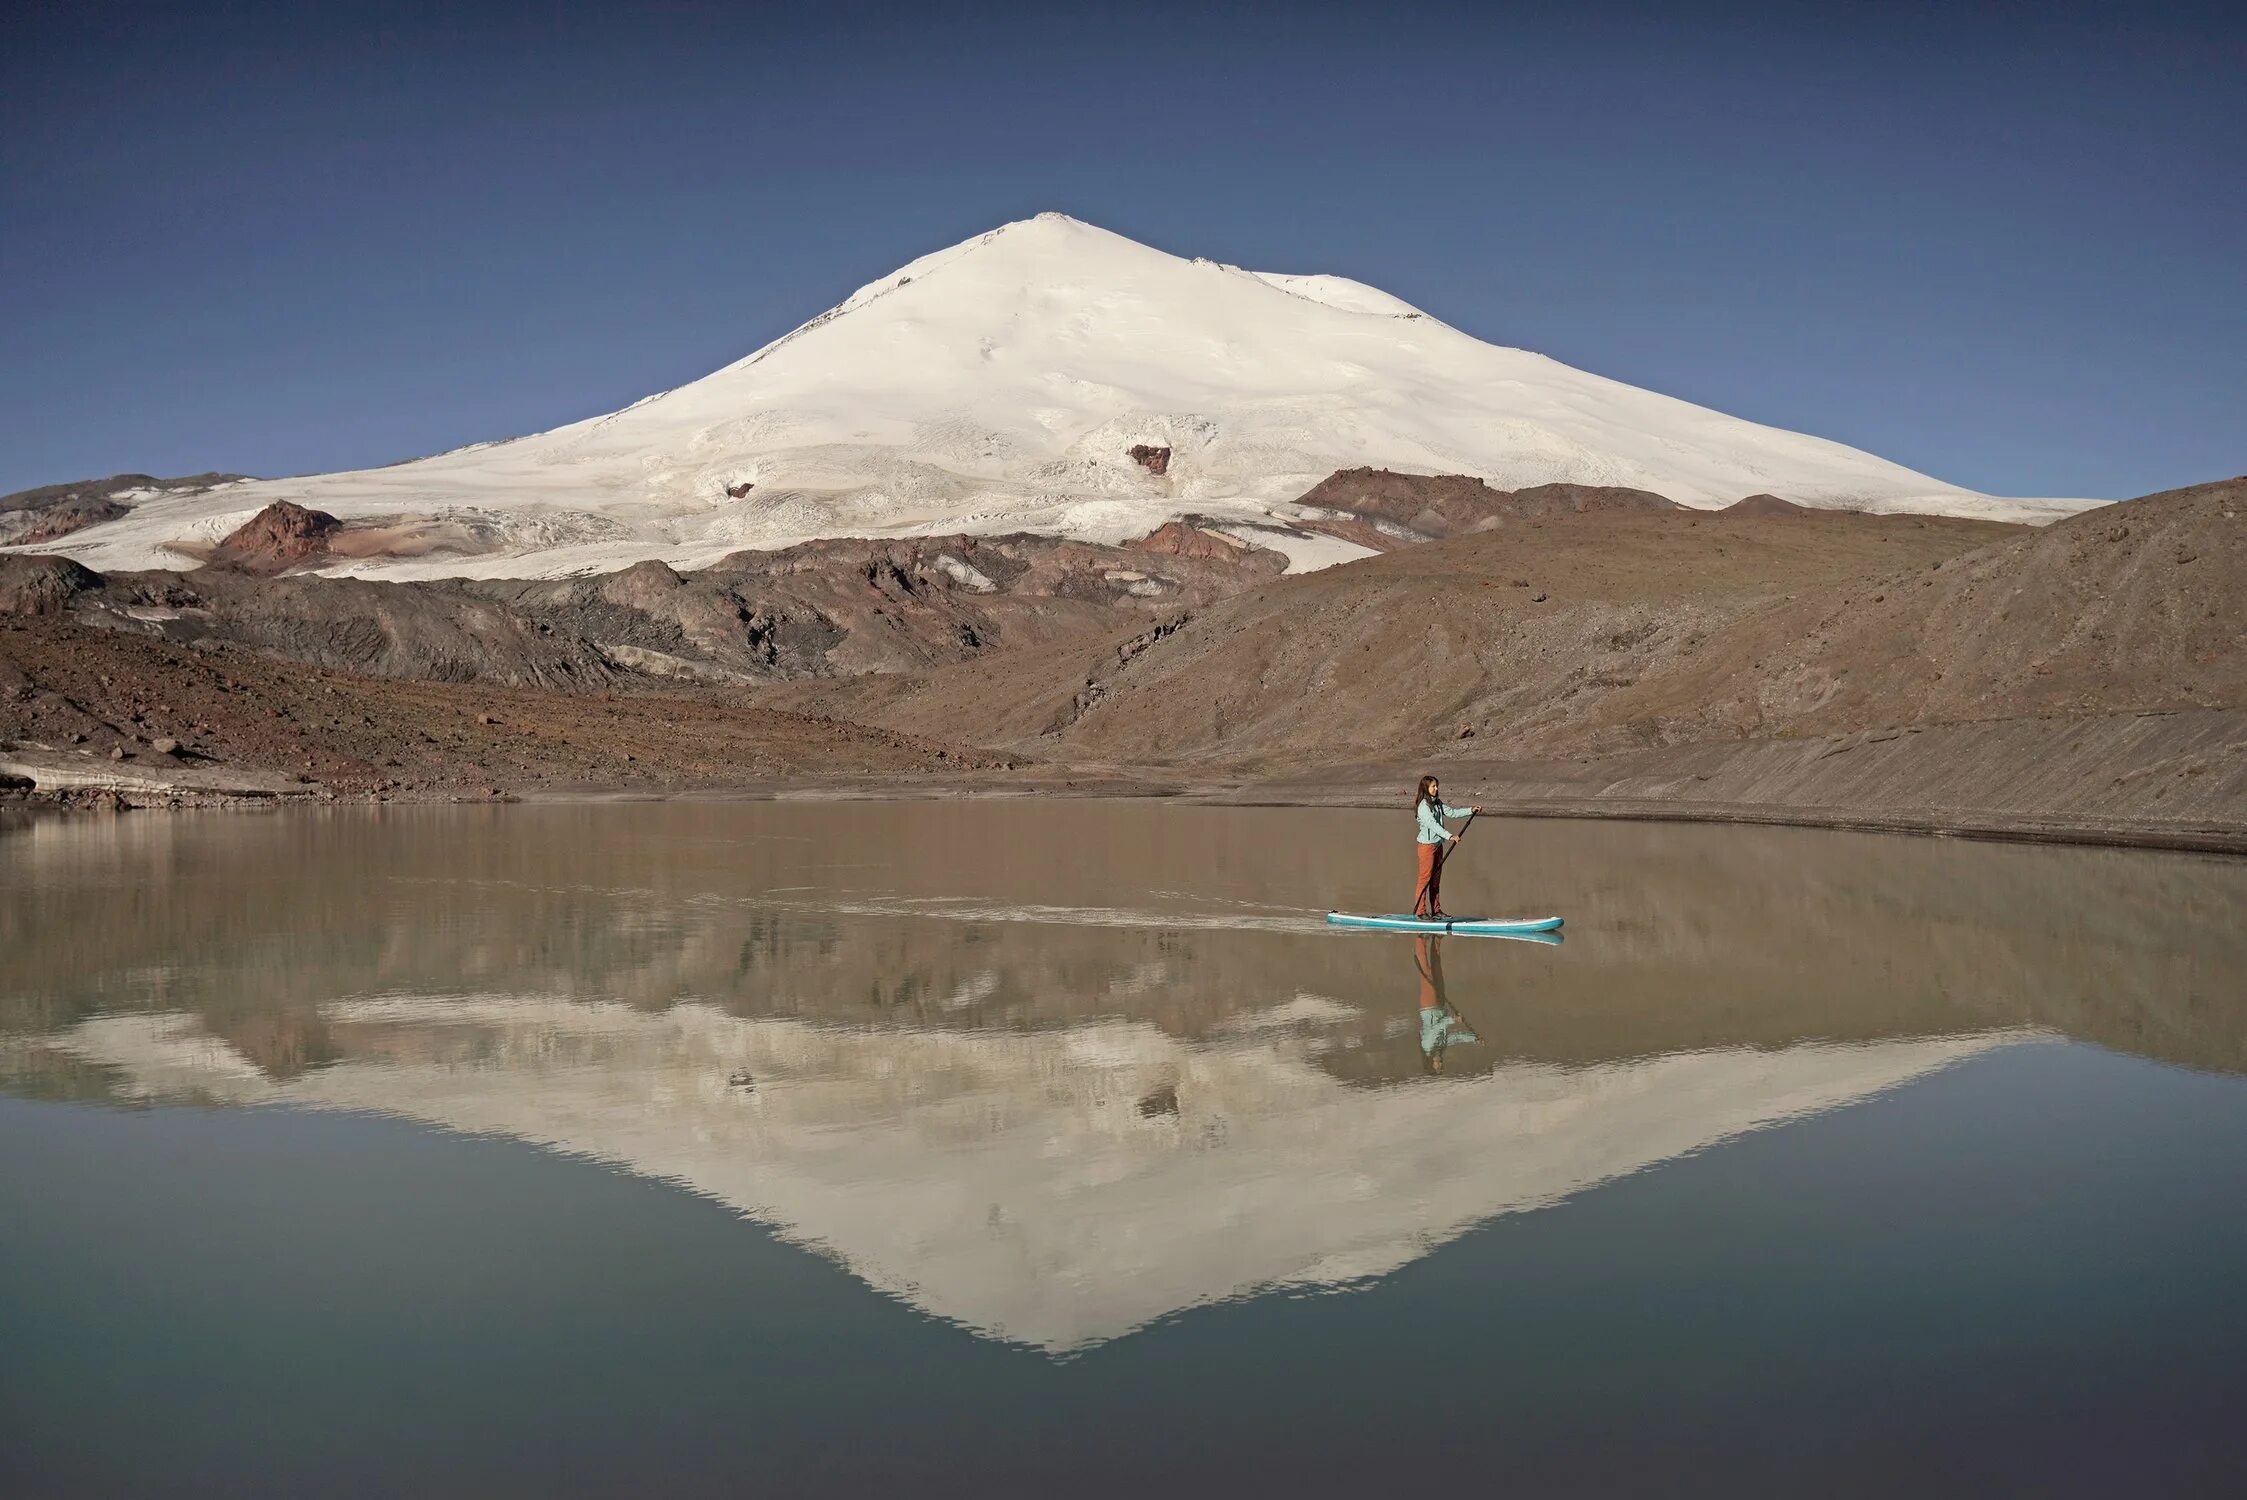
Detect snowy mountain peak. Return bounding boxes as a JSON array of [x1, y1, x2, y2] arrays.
[[12, 215, 2097, 581]]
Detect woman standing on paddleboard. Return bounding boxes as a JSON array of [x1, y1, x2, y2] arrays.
[[1413, 775, 1479, 918]]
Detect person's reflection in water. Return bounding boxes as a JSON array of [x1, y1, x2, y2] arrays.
[[1414, 935, 1479, 1073]]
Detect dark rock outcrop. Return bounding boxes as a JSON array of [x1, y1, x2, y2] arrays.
[[0, 556, 105, 617], [1291, 468, 1677, 550], [204, 501, 345, 575], [1507, 483, 1678, 516], [1129, 445, 1171, 476], [598, 559, 687, 608], [1725, 493, 1812, 517], [1134, 521, 1248, 562]]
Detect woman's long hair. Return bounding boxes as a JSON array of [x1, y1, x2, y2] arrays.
[[1415, 774, 1439, 809]]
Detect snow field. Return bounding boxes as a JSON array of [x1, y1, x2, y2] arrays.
[[12, 213, 2098, 580]]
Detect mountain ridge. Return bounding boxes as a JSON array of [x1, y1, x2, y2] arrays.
[[6, 214, 2096, 582]]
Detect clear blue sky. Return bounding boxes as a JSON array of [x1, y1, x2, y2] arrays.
[[3, 0, 2240, 500]]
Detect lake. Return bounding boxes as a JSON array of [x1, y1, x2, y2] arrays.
[[4, 801, 2245, 1496]]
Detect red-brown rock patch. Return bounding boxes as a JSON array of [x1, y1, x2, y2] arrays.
[[204, 501, 344, 575]]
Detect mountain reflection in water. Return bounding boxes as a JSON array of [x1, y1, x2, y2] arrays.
[[43, 994, 2018, 1350], [4, 801, 2243, 1353]]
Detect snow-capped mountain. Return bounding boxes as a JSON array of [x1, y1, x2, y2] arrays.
[[26, 213, 2096, 579]]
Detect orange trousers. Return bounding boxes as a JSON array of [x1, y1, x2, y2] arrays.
[[1414, 842, 1443, 916]]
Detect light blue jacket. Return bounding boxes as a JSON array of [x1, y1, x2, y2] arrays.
[[1416, 798, 1470, 844]]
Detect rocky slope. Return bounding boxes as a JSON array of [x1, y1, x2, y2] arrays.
[[2, 515, 1285, 689], [0, 511, 1285, 805], [1645, 474, 2246, 737], [0, 610, 997, 806], [766, 477, 2246, 843], [808, 478, 2242, 763], [1286, 468, 1677, 551], [778, 506, 2031, 759]]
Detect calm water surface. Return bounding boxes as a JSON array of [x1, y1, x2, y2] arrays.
[[3, 802, 2245, 1497]]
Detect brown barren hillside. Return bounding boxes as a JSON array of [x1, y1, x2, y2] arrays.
[[781, 506, 2028, 762], [806, 479, 2244, 768], [0, 613, 1000, 806], [769, 478, 2247, 844], [0, 527, 1285, 689], [1631, 474, 2247, 737]]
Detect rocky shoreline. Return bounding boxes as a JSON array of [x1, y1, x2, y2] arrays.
[[9, 737, 2241, 858]]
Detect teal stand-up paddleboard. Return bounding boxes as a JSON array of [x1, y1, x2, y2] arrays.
[[1327, 912, 1564, 937], [1336, 808, 1564, 938]]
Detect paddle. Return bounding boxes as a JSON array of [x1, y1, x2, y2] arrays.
[[1413, 808, 1477, 918]]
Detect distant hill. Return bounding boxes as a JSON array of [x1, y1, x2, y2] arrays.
[[0, 472, 249, 546]]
